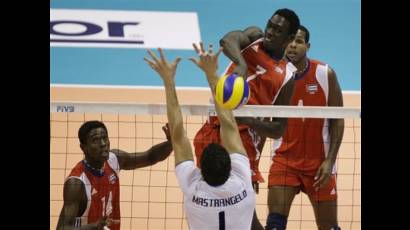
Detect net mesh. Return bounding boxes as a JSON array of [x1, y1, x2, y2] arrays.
[[50, 102, 361, 230]]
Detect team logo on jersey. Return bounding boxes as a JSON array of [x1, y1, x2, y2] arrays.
[[306, 84, 318, 94], [109, 173, 117, 184]]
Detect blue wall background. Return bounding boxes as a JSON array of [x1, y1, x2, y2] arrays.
[[50, 0, 361, 91]]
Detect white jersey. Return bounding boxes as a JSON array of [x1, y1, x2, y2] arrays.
[[175, 153, 256, 230]]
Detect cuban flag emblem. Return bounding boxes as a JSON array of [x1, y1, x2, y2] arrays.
[[109, 173, 117, 184], [306, 84, 318, 94]]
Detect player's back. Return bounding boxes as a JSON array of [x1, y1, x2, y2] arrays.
[[175, 154, 256, 230]]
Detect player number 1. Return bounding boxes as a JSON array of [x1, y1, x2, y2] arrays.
[[219, 211, 225, 230]]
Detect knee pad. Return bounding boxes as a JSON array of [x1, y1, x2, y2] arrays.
[[265, 212, 287, 230]]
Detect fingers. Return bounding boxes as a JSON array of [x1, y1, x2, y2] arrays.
[[188, 57, 199, 66], [192, 42, 222, 57], [110, 219, 121, 224], [199, 42, 205, 53], [192, 43, 200, 54], [215, 47, 223, 57], [158, 47, 166, 63], [313, 175, 322, 188], [208, 44, 213, 54], [314, 167, 322, 180], [146, 49, 160, 63], [313, 173, 330, 191], [173, 57, 182, 67], [143, 57, 156, 70]]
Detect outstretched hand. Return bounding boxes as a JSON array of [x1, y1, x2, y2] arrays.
[[189, 42, 223, 76], [144, 48, 182, 83]]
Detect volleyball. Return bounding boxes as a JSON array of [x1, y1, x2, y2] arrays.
[[215, 73, 250, 110]]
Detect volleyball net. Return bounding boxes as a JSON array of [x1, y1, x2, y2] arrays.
[[50, 102, 361, 230]]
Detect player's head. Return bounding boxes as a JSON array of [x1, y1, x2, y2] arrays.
[[285, 25, 310, 63], [263, 8, 300, 53], [78, 120, 110, 162], [200, 143, 231, 186]]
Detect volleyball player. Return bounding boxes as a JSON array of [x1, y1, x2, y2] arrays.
[[56, 120, 173, 230], [144, 43, 255, 229]]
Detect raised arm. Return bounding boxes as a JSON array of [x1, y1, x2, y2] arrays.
[[144, 49, 193, 166], [189, 42, 247, 156], [219, 26, 263, 78], [111, 124, 172, 170]]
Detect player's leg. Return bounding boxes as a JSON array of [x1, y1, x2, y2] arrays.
[[309, 199, 339, 230], [240, 129, 264, 229], [266, 163, 300, 230], [251, 209, 264, 230], [266, 185, 299, 230], [304, 174, 340, 230]]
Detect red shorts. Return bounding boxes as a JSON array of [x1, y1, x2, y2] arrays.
[[268, 161, 337, 202], [193, 121, 264, 182]]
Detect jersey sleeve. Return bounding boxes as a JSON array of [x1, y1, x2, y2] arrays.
[[175, 160, 201, 195], [107, 152, 120, 174], [230, 153, 252, 186]]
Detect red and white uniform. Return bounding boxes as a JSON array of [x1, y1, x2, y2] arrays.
[[269, 59, 337, 201], [67, 152, 121, 230], [194, 38, 297, 182]]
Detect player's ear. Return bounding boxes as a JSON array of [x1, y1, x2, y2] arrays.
[[307, 42, 311, 51]]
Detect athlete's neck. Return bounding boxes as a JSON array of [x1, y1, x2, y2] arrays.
[[294, 57, 309, 73], [84, 157, 105, 170]]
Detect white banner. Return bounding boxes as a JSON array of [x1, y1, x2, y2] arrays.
[[50, 9, 201, 49]]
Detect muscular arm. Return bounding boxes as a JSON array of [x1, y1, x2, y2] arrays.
[[219, 26, 263, 77], [207, 71, 247, 156], [190, 43, 247, 156], [56, 178, 100, 230], [144, 49, 193, 167], [326, 67, 344, 165], [112, 140, 172, 170], [164, 81, 194, 166], [237, 78, 295, 139]]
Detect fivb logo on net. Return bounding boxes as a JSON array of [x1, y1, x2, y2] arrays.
[[50, 9, 201, 49]]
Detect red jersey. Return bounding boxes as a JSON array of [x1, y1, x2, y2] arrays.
[[67, 152, 121, 230], [194, 38, 297, 182], [271, 59, 335, 173]]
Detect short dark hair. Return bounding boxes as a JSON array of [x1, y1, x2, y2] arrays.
[[273, 8, 300, 36], [78, 120, 108, 145], [200, 143, 231, 186], [299, 25, 310, 43]]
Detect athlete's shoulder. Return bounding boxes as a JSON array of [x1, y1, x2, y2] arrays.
[[242, 38, 264, 53], [69, 161, 85, 177], [309, 59, 327, 67]]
